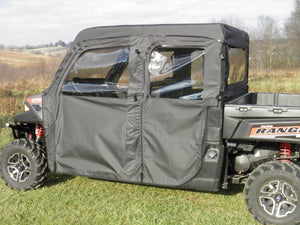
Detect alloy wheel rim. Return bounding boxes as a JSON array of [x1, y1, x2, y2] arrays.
[[7, 153, 31, 182], [259, 180, 297, 218]]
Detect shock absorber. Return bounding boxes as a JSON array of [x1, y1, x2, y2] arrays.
[[35, 124, 44, 142], [280, 143, 291, 162]]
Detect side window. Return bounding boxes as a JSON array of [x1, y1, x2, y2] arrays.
[[62, 47, 130, 98], [149, 47, 204, 100], [228, 48, 246, 84]]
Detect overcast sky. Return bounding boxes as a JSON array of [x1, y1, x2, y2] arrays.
[[0, 0, 296, 46]]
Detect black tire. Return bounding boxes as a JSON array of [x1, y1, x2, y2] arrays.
[[0, 138, 48, 191], [244, 161, 300, 225]]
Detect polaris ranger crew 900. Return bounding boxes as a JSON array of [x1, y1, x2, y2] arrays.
[[2, 24, 300, 224]]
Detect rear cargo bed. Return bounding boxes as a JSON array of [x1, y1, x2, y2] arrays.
[[224, 92, 300, 143], [228, 92, 300, 107]]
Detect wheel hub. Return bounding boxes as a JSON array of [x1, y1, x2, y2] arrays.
[[275, 194, 282, 202], [259, 180, 297, 218], [17, 163, 25, 171]]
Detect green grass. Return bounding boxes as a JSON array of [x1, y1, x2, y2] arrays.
[[0, 174, 257, 225], [0, 128, 12, 150]]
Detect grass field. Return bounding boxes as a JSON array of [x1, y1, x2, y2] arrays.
[[0, 176, 256, 224], [2, 50, 300, 224], [249, 68, 300, 93], [0, 50, 64, 67]]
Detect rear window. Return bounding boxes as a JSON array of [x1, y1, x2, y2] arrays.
[[228, 48, 246, 84]]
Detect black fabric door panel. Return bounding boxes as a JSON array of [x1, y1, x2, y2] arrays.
[[142, 98, 207, 186], [55, 96, 141, 182]]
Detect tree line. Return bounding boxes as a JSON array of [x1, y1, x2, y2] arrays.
[[222, 0, 300, 70], [0, 40, 72, 51]]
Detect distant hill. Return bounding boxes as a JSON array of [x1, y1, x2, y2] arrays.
[[22, 46, 67, 57], [0, 49, 65, 68]]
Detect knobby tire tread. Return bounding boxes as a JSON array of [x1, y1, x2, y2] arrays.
[[0, 138, 48, 191], [244, 161, 300, 225]]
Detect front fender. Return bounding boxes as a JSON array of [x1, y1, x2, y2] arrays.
[[14, 111, 41, 123]]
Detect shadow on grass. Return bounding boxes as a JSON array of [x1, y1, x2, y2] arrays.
[[178, 183, 244, 197], [1, 167, 245, 196], [44, 172, 75, 187], [218, 183, 244, 196], [61, 174, 245, 196]]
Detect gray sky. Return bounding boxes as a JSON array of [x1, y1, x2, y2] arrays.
[[0, 0, 295, 46]]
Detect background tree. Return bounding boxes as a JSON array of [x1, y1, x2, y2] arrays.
[[254, 16, 281, 70], [285, 0, 300, 67]]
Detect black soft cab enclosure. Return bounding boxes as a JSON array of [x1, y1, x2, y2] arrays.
[[1, 24, 249, 193], [41, 23, 248, 191]]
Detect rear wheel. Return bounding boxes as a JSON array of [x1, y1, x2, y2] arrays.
[[244, 161, 300, 224], [0, 139, 48, 191]]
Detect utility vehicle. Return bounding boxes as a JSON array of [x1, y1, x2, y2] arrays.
[[2, 24, 300, 224]]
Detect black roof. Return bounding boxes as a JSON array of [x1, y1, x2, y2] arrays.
[[74, 23, 249, 48]]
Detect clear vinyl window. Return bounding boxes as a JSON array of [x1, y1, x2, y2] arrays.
[[149, 47, 204, 100], [62, 47, 130, 98], [228, 48, 246, 84]]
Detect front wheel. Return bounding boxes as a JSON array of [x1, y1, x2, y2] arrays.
[[244, 161, 300, 224], [0, 139, 48, 191]]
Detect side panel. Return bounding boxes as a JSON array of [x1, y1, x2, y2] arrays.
[[55, 96, 131, 181], [143, 99, 207, 186], [230, 119, 300, 143], [224, 102, 300, 143]]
